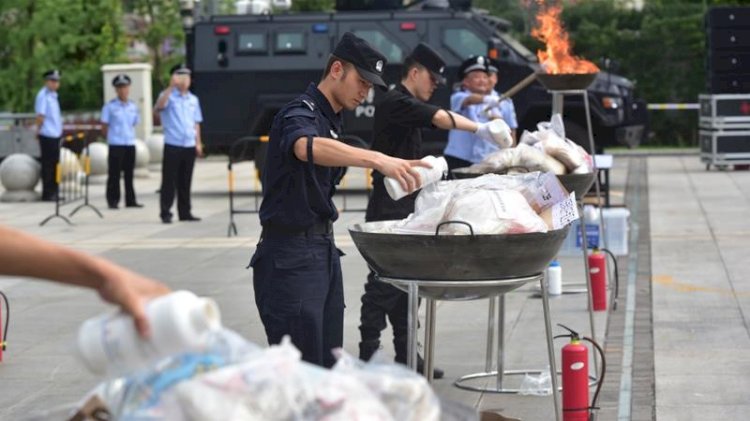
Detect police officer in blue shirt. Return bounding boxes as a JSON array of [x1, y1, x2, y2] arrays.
[[101, 74, 142, 209], [443, 56, 512, 173], [35, 69, 63, 201], [154, 64, 203, 224], [250, 32, 429, 368]]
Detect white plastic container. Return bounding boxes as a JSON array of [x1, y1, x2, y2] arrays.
[[77, 290, 222, 376], [558, 207, 631, 256], [384, 155, 448, 201], [488, 119, 513, 148], [546, 260, 562, 296]]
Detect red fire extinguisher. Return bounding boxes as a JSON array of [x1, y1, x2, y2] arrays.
[[556, 324, 606, 421], [588, 249, 607, 311]]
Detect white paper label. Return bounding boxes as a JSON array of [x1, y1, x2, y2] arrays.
[[550, 192, 580, 229], [528, 172, 569, 212]]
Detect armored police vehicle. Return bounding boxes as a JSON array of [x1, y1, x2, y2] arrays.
[[186, 1, 648, 164]]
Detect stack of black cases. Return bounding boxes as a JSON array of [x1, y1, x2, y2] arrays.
[[699, 94, 750, 169], [700, 7, 750, 169]]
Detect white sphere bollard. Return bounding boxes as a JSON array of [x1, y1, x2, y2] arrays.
[[146, 133, 164, 164], [59, 148, 82, 182], [0, 153, 40, 202], [134, 139, 151, 178], [86, 142, 108, 175], [85, 142, 108, 185]]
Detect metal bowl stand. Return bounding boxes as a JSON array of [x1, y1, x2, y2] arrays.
[[377, 274, 563, 421], [549, 88, 614, 379]]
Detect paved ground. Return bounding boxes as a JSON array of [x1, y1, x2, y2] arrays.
[[0, 153, 747, 420]]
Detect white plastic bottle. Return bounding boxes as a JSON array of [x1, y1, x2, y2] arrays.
[[76, 290, 222, 376], [384, 155, 448, 201], [488, 119, 513, 148], [546, 260, 563, 296]]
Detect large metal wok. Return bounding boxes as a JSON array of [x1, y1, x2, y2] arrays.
[[451, 169, 595, 199], [349, 221, 569, 300]]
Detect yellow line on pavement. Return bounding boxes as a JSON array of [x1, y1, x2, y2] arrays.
[[652, 274, 750, 296]]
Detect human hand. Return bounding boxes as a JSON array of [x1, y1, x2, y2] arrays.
[[196, 142, 204, 158], [482, 95, 500, 108], [377, 155, 432, 194], [96, 267, 170, 338], [475, 120, 513, 148]]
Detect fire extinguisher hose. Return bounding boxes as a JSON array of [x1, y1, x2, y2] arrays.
[[597, 247, 620, 311], [1, 290, 9, 351], [582, 336, 606, 414]]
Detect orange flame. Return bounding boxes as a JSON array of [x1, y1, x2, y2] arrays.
[[531, 5, 599, 74]]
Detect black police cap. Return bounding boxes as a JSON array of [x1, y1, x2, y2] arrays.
[[170, 63, 191, 75], [408, 43, 447, 85], [43, 69, 61, 81], [457, 56, 489, 79], [112, 74, 132, 87], [332, 32, 388, 90], [487, 58, 500, 74]]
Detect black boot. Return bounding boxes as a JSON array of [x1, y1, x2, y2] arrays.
[[359, 339, 381, 362]]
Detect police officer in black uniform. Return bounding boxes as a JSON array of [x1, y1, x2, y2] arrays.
[[249, 32, 430, 368], [358, 43, 496, 377]]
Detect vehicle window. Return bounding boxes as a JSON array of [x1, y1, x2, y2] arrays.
[[237, 33, 267, 54], [353, 30, 403, 63], [443, 28, 485, 59], [275, 32, 305, 54]]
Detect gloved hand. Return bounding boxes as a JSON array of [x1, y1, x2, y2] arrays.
[[475, 119, 513, 148], [482, 95, 500, 108]]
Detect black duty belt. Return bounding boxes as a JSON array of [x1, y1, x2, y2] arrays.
[[261, 220, 333, 237]]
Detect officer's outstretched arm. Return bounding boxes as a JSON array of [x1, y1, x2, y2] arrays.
[[0, 224, 170, 337], [432, 110, 478, 132], [292, 136, 430, 193]]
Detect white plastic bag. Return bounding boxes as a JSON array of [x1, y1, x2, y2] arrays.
[[333, 350, 440, 421]]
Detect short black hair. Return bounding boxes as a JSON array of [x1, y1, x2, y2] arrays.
[[321, 55, 352, 81], [401, 56, 425, 80]]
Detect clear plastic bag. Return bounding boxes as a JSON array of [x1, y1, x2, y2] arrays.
[[67, 332, 445, 421], [518, 367, 553, 396], [333, 350, 440, 421]]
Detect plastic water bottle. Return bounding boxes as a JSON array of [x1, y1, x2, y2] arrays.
[[76, 290, 222, 376], [384, 155, 448, 201], [546, 260, 563, 296]]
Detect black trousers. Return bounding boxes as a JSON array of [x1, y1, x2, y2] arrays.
[[38, 135, 60, 199], [359, 270, 415, 363], [250, 233, 344, 368], [160, 144, 196, 219], [107, 145, 137, 206]]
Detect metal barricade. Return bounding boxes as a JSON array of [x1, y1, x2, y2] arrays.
[[39, 135, 102, 226], [225, 135, 374, 237]]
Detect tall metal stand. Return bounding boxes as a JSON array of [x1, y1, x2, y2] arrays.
[[379, 274, 562, 421], [549, 89, 611, 377]]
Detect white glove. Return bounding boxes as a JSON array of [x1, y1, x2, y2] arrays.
[[475, 120, 513, 148], [482, 95, 500, 108]]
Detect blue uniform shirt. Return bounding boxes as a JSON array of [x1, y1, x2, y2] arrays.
[[159, 90, 203, 147], [101, 99, 140, 146], [443, 90, 493, 164], [489, 89, 518, 129], [259, 83, 345, 230], [34, 87, 62, 138]]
